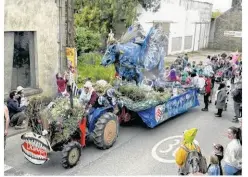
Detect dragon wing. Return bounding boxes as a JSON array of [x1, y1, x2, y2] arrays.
[[119, 22, 146, 44], [139, 25, 167, 72]]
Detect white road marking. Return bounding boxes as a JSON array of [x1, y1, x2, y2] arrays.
[[4, 164, 13, 171], [151, 135, 182, 163]]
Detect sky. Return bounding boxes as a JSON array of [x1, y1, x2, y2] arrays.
[[200, 0, 232, 12]]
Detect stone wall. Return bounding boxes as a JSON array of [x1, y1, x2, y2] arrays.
[[4, 0, 59, 96], [208, 6, 242, 51]]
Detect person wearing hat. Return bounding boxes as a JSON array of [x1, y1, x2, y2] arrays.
[[7, 91, 28, 129], [79, 81, 99, 109], [175, 128, 204, 175], [16, 86, 28, 107], [231, 81, 242, 122]]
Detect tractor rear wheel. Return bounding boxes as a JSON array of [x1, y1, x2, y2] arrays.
[[61, 141, 81, 168], [92, 112, 119, 149]]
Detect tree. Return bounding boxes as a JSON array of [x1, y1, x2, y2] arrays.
[[74, 0, 162, 53]]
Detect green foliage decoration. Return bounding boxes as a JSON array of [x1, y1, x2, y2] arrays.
[[41, 98, 84, 145]]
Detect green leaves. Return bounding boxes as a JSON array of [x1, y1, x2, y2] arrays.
[[74, 0, 139, 53], [77, 53, 115, 87], [75, 27, 101, 53]]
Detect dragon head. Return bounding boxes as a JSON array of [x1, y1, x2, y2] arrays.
[[101, 44, 118, 66]]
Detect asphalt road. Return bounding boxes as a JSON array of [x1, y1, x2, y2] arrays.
[[4, 92, 239, 176]]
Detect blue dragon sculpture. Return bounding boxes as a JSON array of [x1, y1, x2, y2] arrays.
[[101, 23, 168, 84]]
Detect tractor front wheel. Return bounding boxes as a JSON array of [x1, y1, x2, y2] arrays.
[[61, 141, 81, 168], [92, 112, 119, 150]]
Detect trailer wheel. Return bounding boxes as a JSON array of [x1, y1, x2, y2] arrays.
[[92, 112, 119, 149], [61, 141, 81, 168]]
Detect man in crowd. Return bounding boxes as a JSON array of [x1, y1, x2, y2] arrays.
[[7, 91, 28, 129], [232, 81, 242, 122]]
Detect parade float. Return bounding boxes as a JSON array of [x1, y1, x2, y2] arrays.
[[101, 22, 199, 128]]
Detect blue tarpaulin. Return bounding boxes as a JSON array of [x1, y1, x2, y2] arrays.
[[137, 89, 199, 128]]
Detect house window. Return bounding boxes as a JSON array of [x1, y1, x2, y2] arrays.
[[184, 36, 193, 50], [172, 37, 182, 52], [12, 32, 31, 89], [4, 31, 39, 98]]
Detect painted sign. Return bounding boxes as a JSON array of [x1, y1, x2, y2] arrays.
[[66, 48, 76, 73], [21, 132, 51, 165], [224, 31, 242, 38], [155, 89, 199, 124]]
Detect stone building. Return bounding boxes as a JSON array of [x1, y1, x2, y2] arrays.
[[208, 0, 242, 51], [4, 0, 74, 99]]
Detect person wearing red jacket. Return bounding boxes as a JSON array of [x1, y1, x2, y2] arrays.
[[202, 75, 212, 111], [56, 72, 68, 97]]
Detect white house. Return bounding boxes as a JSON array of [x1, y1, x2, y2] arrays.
[[137, 0, 213, 55]]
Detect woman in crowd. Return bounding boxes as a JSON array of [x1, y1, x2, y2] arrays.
[[215, 83, 227, 117], [223, 127, 242, 175]]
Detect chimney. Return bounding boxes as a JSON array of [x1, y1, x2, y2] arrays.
[[232, 0, 242, 7]]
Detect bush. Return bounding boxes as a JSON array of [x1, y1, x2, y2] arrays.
[[77, 53, 115, 88], [75, 27, 102, 53]]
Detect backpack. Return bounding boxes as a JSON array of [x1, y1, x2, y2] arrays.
[[179, 144, 208, 175]]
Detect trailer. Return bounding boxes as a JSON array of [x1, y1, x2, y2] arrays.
[[118, 88, 199, 128]]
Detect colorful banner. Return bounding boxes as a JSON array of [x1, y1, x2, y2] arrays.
[[66, 48, 76, 73], [137, 89, 199, 128]]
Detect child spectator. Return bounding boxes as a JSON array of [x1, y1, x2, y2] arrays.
[[207, 155, 221, 175], [202, 75, 212, 111]]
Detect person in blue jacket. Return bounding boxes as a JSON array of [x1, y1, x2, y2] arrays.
[[7, 91, 27, 129]]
